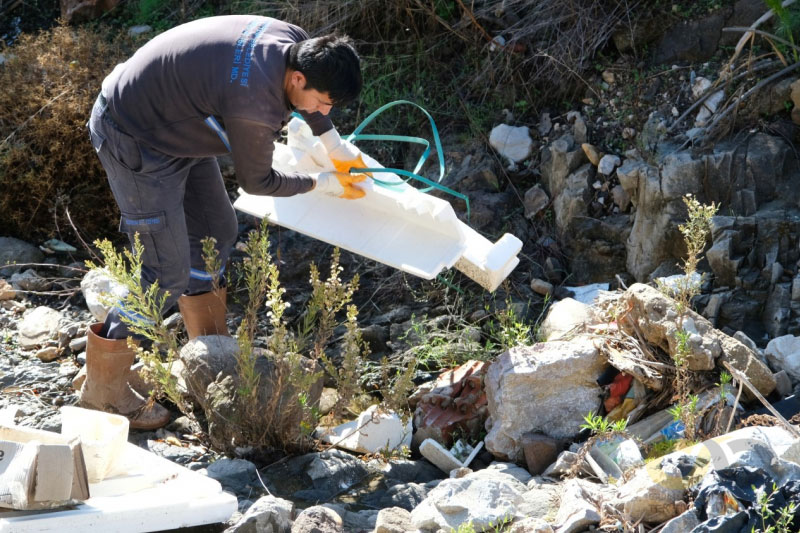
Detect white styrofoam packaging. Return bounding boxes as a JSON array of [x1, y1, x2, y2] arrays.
[[0, 442, 237, 532], [233, 118, 522, 291]]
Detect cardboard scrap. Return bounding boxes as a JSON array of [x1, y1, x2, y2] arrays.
[[0, 425, 89, 510]]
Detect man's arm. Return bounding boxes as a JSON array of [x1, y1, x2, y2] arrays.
[[225, 116, 314, 196]]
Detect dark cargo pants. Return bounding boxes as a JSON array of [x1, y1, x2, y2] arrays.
[[88, 94, 238, 339]]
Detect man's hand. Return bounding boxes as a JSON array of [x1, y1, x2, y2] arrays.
[[314, 172, 366, 199], [319, 128, 372, 181]]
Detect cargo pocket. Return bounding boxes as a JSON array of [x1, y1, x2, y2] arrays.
[[119, 211, 169, 268]]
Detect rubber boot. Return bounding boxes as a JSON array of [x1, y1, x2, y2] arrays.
[[178, 287, 230, 339], [79, 323, 171, 430]]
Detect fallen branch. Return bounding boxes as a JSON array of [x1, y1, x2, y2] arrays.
[[721, 360, 800, 438]]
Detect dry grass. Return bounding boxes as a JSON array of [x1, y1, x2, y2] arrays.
[[0, 24, 135, 241]]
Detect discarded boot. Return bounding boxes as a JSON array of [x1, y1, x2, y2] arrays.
[[178, 287, 230, 339], [79, 323, 170, 430]]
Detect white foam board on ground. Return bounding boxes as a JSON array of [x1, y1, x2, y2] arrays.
[[0, 442, 237, 532]]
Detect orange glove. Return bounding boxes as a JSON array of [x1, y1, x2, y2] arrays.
[[314, 172, 366, 200], [320, 128, 373, 183]]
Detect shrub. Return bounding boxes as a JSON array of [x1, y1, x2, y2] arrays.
[[0, 23, 135, 241]]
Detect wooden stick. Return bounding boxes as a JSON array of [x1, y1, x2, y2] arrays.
[[721, 361, 800, 438]]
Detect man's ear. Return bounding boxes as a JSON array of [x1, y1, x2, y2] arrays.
[[291, 70, 307, 90]]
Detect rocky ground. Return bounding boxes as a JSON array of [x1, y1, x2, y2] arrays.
[[5, 1, 800, 531]]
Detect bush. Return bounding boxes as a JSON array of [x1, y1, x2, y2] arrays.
[[0, 23, 135, 241]]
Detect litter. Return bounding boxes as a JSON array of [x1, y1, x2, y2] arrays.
[[315, 404, 412, 454], [419, 438, 483, 474], [0, 406, 236, 532], [233, 116, 522, 292]]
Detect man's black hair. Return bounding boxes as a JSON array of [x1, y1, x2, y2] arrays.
[[287, 35, 362, 106]]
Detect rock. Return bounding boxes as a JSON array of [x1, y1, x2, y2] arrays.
[[764, 282, 791, 338], [608, 457, 686, 523], [128, 25, 152, 36], [566, 111, 587, 144], [521, 433, 561, 475], [69, 336, 87, 353], [538, 298, 596, 341], [262, 449, 372, 503], [484, 462, 532, 484], [660, 509, 700, 533], [35, 346, 60, 362], [551, 164, 590, 238], [489, 124, 532, 163], [597, 154, 621, 176], [554, 479, 601, 533], [60, 0, 120, 23], [224, 495, 294, 533], [291, 506, 343, 533], [774, 370, 793, 397], [692, 77, 713, 100], [0, 279, 16, 300], [0, 237, 44, 275], [537, 113, 552, 137], [484, 340, 606, 461], [508, 517, 553, 533], [410, 469, 528, 532], [610, 184, 630, 212], [581, 143, 602, 166], [180, 336, 239, 410], [541, 135, 585, 200], [375, 507, 413, 533], [523, 185, 549, 219], [320, 504, 377, 532], [316, 404, 412, 454], [601, 70, 615, 85], [80, 268, 128, 322], [205, 458, 258, 497], [18, 306, 62, 349], [318, 387, 339, 416], [529, 278, 553, 297], [765, 335, 800, 382], [10, 269, 51, 292]]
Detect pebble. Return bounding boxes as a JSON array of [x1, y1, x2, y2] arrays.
[[35, 346, 60, 362]]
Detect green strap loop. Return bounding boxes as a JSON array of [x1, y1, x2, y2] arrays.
[[292, 102, 470, 218]]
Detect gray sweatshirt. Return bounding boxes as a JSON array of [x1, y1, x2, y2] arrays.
[[102, 15, 334, 196]]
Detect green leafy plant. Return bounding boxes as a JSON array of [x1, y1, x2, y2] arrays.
[[581, 412, 629, 436], [752, 482, 798, 533], [717, 370, 732, 402], [87, 234, 185, 410]]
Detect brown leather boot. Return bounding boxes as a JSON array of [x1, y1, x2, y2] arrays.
[[79, 323, 171, 430], [178, 287, 230, 339]]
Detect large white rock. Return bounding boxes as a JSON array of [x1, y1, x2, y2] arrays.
[[410, 469, 528, 532], [227, 494, 294, 533], [538, 298, 596, 341], [484, 339, 606, 461], [81, 268, 128, 322], [316, 404, 412, 454], [765, 334, 800, 382], [489, 124, 533, 163], [18, 306, 62, 349]]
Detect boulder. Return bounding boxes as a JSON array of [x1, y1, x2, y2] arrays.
[[410, 469, 528, 532], [765, 335, 800, 382], [484, 340, 606, 461], [18, 306, 62, 349], [0, 237, 43, 275]]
